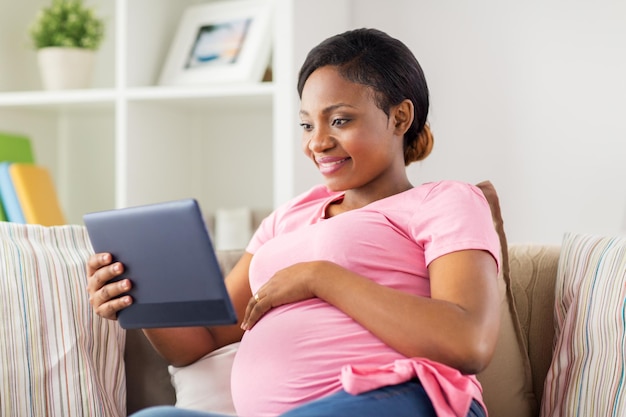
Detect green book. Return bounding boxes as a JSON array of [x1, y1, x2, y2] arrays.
[[0, 132, 35, 164]]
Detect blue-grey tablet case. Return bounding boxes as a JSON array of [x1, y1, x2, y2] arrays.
[[83, 199, 238, 329]]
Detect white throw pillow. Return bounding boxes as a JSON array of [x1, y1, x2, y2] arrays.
[[540, 233, 626, 416], [169, 342, 239, 415], [0, 222, 126, 416]]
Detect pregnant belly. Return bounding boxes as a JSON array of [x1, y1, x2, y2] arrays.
[[230, 299, 403, 416]]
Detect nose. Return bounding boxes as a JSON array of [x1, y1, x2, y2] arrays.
[[305, 126, 335, 154]]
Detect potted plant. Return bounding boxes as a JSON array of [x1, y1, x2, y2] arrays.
[[29, 0, 105, 90]]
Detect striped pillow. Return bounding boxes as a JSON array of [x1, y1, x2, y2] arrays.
[[0, 222, 126, 417], [540, 233, 626, 416]]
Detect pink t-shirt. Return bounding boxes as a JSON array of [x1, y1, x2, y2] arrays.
[[230, 181, 500, 417]]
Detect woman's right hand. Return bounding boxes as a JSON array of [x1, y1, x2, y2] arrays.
[[86, 252, 133, 321]]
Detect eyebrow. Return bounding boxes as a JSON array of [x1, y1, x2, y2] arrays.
[[299, 103, 358, 117]]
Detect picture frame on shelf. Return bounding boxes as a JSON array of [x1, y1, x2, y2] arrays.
[[158, 0, 273, 87]]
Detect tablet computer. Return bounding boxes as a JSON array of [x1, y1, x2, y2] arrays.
[[83, 199, 238, 329]]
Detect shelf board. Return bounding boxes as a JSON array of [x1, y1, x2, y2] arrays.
[[125, 82, 275, 108], [0, 83, 275, 111], [0, 89, 117, 110]]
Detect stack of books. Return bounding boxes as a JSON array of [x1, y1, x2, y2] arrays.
[[0, 132, 66, 226]]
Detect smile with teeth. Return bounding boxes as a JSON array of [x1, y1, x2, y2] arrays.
[[316, 157, 351, 175]]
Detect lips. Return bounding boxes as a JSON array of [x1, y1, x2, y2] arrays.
[[316, 156, 351, 175]]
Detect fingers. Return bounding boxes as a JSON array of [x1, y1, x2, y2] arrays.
[[87, 257, 116, 290], [86, 252, 133, 321], [93, 291, 133, 321], [87, 252, 112, 276], [239, 262, 321, 330], [240, 291, 270, 331]]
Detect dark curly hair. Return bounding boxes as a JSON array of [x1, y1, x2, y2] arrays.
[[297, 28, 433, 165]]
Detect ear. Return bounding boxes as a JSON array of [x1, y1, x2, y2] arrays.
[[391, 99, 414, 136]]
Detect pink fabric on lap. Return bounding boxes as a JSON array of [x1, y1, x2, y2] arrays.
[[341, 358, 483, 417]]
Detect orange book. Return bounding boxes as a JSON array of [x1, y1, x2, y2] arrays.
[[9, 163, 66, 226]]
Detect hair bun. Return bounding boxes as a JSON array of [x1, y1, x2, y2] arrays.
[[404, 123, 434, 165]]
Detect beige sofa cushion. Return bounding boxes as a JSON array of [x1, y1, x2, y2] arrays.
[[508, 243, 560, 406], [475, 181, 537, 417]]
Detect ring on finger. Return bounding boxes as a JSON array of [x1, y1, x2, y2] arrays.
[[254, 292, 261, 302]]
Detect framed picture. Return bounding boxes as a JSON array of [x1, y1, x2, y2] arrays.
[[158, 0, 273, 86]]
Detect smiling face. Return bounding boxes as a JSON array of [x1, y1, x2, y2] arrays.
[[299, 65, 413, 203]]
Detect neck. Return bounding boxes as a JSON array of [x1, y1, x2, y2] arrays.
[[331, 179, 413, 215]]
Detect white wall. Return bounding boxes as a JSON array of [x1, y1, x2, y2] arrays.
[[293, 0, 626, 244]]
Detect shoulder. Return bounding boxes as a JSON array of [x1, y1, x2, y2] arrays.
[[370, 181, 487, 216], [420, 180, 486, 202], [406, 181, 499, 267], [402, 181, 493, 238], [391, 180, 487, 212]]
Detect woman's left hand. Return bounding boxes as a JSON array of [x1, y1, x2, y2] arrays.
[[240, 260, 335, 330]]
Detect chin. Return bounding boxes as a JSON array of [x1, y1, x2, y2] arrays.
[[322, 180, 350, 192]]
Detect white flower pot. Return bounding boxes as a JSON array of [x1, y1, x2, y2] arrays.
[[37, 47, 95, 90]]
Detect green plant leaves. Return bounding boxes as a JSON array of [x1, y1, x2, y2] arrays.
[[29, 0, 104, 50]]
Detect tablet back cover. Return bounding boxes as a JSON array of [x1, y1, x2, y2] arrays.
[[83, 199, 238, 329]]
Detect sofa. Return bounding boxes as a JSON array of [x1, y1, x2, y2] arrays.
[[124, 244, 561, 417], [127, 236, 626, 417], [2, 183, 625, 417]]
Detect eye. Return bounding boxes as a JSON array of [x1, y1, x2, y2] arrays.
[[331, 118, 349, 127], [299, 122, 313, 132]]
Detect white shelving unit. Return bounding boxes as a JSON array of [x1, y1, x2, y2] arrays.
[[0, 0, 350, 225]]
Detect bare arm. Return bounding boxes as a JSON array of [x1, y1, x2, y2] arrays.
[[242, 249, 499, 374], [87, 252, 253, 367]]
